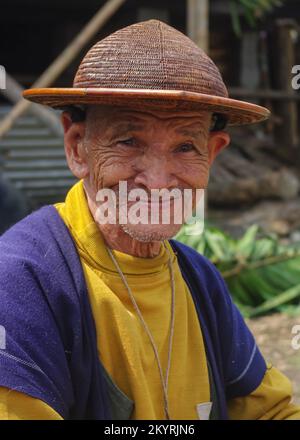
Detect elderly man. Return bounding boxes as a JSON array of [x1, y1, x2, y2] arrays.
[[0, 20, 299, 420]]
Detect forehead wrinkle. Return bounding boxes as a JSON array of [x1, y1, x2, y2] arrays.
[[90, 104, 210, 122], [87, 107, 210, 142], [88, 104, 211, 121], [109, 122, 145, 134], [112, 107, 209, 120], [175, 126, 208, 140], [104, 107, 211, 124], [113, 114, 209, 133], [176, 130, 201, 140]]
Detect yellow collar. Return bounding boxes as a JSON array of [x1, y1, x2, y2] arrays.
[[55, 180, 174, 276]]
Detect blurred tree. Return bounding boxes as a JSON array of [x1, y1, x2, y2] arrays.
[[229, 0, 284, 36]]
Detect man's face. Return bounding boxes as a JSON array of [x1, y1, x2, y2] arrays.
[[63, 105, 230, 242]]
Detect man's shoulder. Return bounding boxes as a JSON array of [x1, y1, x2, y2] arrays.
[[0, 205, 72, 262], [0, 203, 87, 338], [0, 204, 83, 302], [1, 205, 60, 244], [0, 206, 80, 419]]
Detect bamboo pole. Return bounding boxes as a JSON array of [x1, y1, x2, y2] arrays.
[[0, 0, 126, 138], [187, 0, 209, 53], [271, 19, 299, 158], [1, 73, 62, 136], [187, 0, 209, 210]]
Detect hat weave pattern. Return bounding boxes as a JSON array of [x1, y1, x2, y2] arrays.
[[23, 19, 270, 126], [74, 20, 228, 99]]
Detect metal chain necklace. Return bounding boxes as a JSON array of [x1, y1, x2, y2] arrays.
[[106, 241, 175, 420]]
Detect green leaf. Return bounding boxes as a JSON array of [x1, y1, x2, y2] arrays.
[[229, 1, 242, 37], [230, 0, 284, 35], [251, 238, 277, 261], [249, 283, 300, 317], [177, 221, 300, 316], [236, 225, 259, 260]]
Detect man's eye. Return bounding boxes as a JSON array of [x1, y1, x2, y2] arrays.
[[176, 143, 195, 153], [118, 138, 135, 146]]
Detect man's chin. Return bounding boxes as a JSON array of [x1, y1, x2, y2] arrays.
[[120, 223, 182, 242]]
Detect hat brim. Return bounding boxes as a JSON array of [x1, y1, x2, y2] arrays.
[[23, 88, 270, 126]]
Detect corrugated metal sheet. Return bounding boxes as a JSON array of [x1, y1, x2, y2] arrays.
[[0, 105, 76, 207]]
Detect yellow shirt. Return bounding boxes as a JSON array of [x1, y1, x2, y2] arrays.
[[54, 180, 210, 419], [0, 180, 299, 420]]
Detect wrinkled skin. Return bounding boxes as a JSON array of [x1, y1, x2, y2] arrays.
[[61, 105, 230, 257]]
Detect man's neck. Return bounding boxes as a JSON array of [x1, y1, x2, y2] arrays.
[[98, 224, 162, 258]]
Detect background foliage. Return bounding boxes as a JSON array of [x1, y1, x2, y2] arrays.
[[230, 0, 283, 35], [176, 223, 300, 317]]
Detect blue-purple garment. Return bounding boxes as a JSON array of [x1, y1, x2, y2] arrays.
[[0, 206, 266, 419]]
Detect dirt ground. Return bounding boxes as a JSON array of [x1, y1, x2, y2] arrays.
[[247, 313, 300, 405]]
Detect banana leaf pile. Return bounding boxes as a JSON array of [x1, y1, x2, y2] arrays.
[[176, 224, 300, 317]]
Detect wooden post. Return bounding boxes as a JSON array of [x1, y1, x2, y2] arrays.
[[187, 0, 209, 213], [1, 73, 62, 136], [271, 19, 299, 159], [187, 0, 209, 53], [0, 0, 126, 139]]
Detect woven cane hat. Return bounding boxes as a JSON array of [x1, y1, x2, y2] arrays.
[[23, 19, 270, 126]]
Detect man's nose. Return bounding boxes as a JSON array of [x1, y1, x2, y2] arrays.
[[133, 154, 179, 190]]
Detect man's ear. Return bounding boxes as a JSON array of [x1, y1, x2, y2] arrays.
[[61, 111, 89, 179], [207, 131, 231, 165]]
